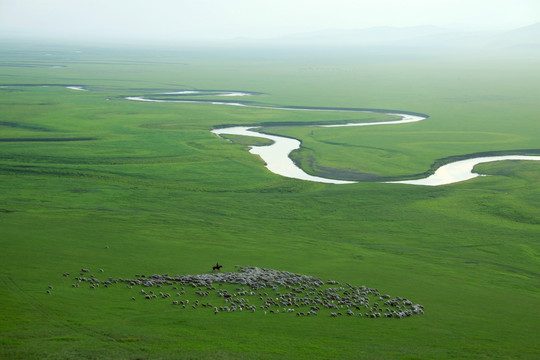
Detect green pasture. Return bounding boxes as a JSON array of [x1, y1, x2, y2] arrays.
[[0, 41, 539, 359]]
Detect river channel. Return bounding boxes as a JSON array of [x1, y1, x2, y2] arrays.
[[128, 91, 540, 186]]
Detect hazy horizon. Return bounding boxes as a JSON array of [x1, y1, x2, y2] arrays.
[[1, 0, 539, 43]]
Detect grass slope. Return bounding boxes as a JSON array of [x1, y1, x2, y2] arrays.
[[0, 42, 539, 359]]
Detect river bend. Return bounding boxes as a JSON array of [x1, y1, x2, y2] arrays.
[[127, 91, 540, 186]]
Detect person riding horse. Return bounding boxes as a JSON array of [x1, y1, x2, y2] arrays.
[[212, 263, 223, 271]]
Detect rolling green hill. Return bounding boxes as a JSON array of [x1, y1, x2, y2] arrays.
[[1, 42, 539, 359]]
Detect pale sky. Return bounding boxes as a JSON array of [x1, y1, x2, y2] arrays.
[[0, 0, 539, 41]]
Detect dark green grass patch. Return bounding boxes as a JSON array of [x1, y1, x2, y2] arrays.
[[0, 137, 97, 142]]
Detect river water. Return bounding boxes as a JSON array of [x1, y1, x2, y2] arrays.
[[127, 92, 540, 186]]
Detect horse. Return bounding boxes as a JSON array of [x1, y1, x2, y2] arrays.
[[212, 263, 223, 271]]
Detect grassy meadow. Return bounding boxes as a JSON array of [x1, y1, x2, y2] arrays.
[[1, 41, 539, 359]]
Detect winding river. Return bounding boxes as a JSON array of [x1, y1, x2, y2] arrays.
[[126, 91, 540, 186], [5, 85, 538, 186], [125, 91, 540, 186]]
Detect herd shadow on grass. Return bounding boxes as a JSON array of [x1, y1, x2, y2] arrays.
[[57, 265, 424, 319]]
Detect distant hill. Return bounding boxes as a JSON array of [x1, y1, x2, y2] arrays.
[[488, 22, 540, 50], [273, 25, 449, 45], [248, 23, 540, 53]]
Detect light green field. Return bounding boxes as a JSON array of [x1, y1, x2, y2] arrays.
[[0, 41, 539, 359]]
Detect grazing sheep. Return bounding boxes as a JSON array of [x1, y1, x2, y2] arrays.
[[66, 265, 424, 320]]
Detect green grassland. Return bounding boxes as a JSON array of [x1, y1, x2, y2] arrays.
[[0, 41, 539, 359]]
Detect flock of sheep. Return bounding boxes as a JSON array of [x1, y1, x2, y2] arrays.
[[60, 265, 424, 319]]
